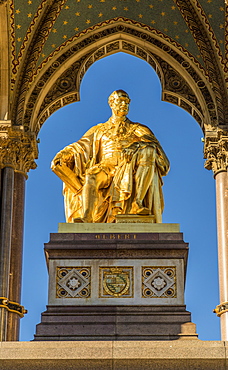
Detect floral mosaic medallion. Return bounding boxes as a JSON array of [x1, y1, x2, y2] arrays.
[[142, 267, 176, 298], [99, 267, 133, 298], [56, 267, 91, 298]]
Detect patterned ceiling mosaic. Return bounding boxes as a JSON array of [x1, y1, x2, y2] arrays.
[[13, 0, 225, 68], [200, 0, 225, 51]]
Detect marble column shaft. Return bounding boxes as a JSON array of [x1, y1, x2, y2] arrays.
[[215, 171, 228, 341], [0, 167, 14, 341]]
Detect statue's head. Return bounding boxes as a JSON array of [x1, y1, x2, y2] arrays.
[[108, 90, 131, 118]]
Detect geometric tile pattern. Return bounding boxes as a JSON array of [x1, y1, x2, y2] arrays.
[[99, 266, 133, 298], [142, 267, 176, 298], [56, 267, 91, 298]]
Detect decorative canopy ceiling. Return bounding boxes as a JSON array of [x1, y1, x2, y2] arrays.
[[12, 0, 225, 69]]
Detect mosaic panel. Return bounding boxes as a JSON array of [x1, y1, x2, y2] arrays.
[[37, 0, 201, 65], [200, 0, 225, 53], [56, 266, 91, 298], [99, 266, 133, 298], [142, 266, 176, 298], [12, 0, 212, 64]]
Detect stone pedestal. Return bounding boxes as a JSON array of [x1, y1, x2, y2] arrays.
[[34, 223, 197, 341]]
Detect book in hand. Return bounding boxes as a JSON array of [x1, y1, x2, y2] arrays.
[[52, 163, 82, 194]]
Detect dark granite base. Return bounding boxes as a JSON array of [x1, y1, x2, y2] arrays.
[[34, 305, 194, 341]]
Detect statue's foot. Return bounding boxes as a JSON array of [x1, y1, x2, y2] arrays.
[[112, 207, 122, 216], [73, 217, 84, 223], [134, 200, 150, 215], [73, 217, 93, 223], [136, 207, 150, 215]]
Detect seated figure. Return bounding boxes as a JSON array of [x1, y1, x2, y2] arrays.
[[51, 90, 170, 223]]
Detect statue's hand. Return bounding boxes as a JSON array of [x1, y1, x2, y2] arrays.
[[51, 156, 61, 168], [122, 147, 137, 162], [52, 149, 73, 168]]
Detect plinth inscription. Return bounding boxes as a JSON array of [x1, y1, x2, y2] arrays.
[[95, 234, 137, 240]]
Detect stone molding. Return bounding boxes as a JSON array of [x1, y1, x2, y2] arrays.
[[1, 340, 228, 370], [204, 128, 228, 176], [0, 122, 38, 176]]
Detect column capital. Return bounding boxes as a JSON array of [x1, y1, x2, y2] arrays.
[[0, 122, 38, 176], [204, 127, 228, 176]]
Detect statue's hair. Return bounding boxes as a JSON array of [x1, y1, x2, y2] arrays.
[[108, 90, 130, 106]]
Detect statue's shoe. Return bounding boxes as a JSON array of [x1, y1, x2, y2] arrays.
[[132, 200, 150, 215], [136, 207, 150, 215], [73, 217, 93, 223], [112, 207, 122, 216], [73, 217, 84, 223]]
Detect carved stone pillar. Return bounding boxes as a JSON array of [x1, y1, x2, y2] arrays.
[[204, 128, 228, 341], [0, 122, 38, 340]]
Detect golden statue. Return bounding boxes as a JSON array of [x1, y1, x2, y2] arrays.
[[51, 90, 169, 223]]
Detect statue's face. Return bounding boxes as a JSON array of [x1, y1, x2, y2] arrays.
[[110, 92, 130, 117]]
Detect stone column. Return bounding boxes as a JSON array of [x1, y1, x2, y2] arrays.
[[204, 128, 228, 341], [0, 167, 14, 341], [6, 172, 26, 341], [0, 125, 38, 340], [215, 171, 228, 340]]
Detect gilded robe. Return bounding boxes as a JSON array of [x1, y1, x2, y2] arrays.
[[53, 118, 169, 223]]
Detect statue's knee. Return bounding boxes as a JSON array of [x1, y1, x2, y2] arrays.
[[85, 166, 109, 188], [85, 173, 97, 186]]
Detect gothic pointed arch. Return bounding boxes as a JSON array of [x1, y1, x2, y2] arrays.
[[25, 22, 213, 136]]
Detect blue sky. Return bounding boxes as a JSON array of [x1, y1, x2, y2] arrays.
[[20, 52, 219, 341]]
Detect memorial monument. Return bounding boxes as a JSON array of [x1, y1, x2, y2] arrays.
[[0, 0, 227, 366], [34, 91, 197, 341]]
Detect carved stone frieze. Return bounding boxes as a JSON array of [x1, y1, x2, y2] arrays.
[[154, 56, 204, 125], [204, 128, 228, 176], [37, 56, 88, 117], [0, 124, 38, 176]]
